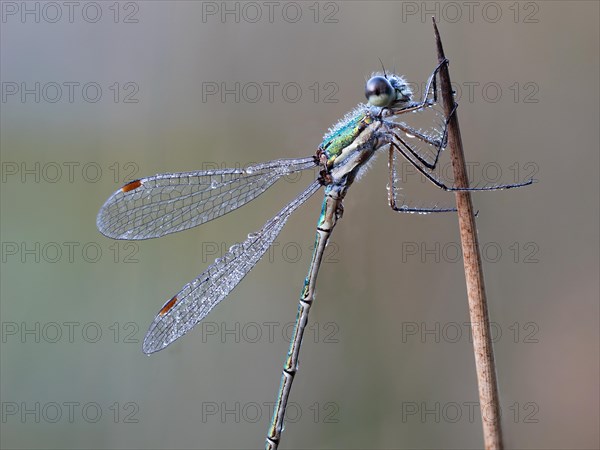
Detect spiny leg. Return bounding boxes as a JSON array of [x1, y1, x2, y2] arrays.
[[386, 60, 532, 191], [387, 147, 456, 213], [419, 58, 447, 106], [389, 138, 534, 191], [384, 103, 456, 170], [394, 58, 448, 114], [383, 62, 457, 170]]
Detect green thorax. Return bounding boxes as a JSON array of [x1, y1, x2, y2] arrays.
[[319, 105, 374, 163]]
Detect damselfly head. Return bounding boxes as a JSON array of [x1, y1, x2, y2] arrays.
[[365, 73, 412, 107]]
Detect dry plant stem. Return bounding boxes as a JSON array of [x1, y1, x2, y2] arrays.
[[432, 19, 504, 450]]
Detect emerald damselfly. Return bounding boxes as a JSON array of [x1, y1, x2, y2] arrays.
[[97, 60, 532, 449]]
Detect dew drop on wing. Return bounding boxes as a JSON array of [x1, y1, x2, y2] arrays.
[[405, 133, 415, 139], [210, 180, 219, 189], [247, 232, 260, 240]]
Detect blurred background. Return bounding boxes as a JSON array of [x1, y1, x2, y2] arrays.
[[1, 1, 598, 449]]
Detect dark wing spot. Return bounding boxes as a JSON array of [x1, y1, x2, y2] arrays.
[[121, 179, 142, 193], [158, 296, 178, 316]]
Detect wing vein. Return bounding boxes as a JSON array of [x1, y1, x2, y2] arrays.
[[142, 180, 322, 353]]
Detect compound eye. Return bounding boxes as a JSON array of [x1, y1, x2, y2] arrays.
[[365, 76, 394, 107]]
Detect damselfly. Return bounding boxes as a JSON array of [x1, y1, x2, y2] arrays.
[[97, 60, 532, 449]]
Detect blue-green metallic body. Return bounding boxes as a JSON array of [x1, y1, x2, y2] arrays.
[[319, 106, 374, 163]]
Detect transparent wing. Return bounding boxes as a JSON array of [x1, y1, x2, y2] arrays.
[[142, 180, 322, 354], [97, 157, 317, 240]]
